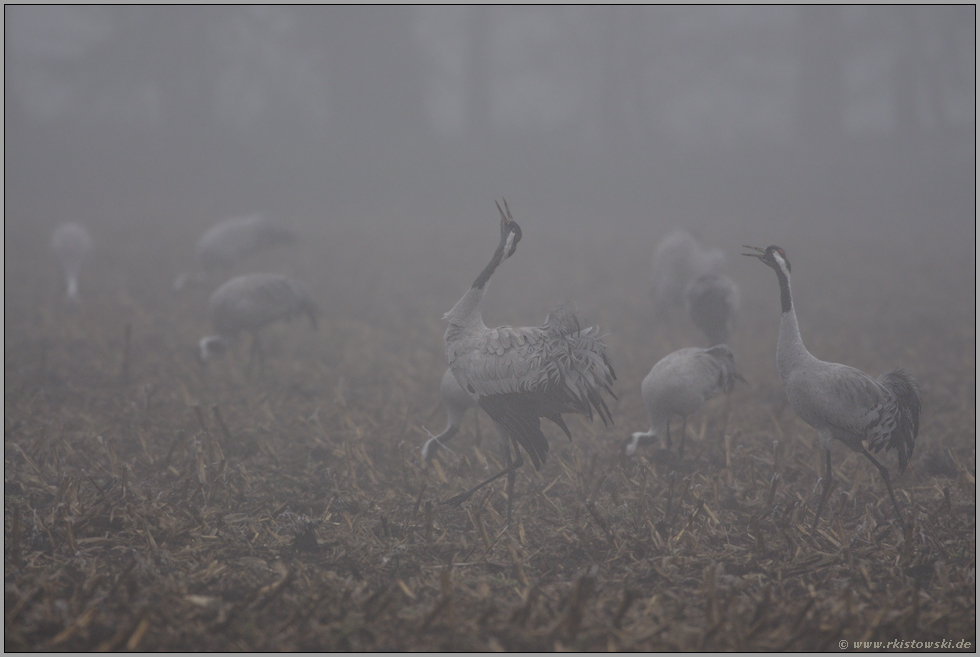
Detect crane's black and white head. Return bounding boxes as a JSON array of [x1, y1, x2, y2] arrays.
[[496, 199, 522, 262], [743, 245, 791, 277]]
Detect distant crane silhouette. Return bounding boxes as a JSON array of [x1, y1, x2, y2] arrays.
[[50, 223, 93, 304], [684, 272, 740, 346], [198, 273, 317, 370], [627, 345, 743, 458], [421, 368, 479, 463], [651, 228, 725, 316], [744, 245, 921, 530], [443, 200, 616, 522], [174, 214, 296, 291]]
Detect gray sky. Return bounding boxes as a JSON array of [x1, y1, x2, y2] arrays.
[[5, 6, 975, 272]]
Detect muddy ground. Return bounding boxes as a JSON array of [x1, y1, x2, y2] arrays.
[[4, 207, 975, 651]]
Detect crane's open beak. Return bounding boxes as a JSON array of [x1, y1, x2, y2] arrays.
[[496, 198, 513, 230], [742, 245, 766, 259]]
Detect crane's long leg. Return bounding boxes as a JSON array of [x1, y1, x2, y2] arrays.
[[421, 424, 459, 463], [721, 393, 732, 443], [503, 437, 517, 525], [246, 333, 264, 376], [678, 417, 688, 459], [811, 448, 836, 529], [665, 420, 672, 451], [444, 446, 525, 509], [860, 447, 907, 532]]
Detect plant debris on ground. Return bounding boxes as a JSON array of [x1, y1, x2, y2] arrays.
[[4, 217, 976, 651]]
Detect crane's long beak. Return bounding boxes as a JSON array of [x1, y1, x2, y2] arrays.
[[496, 198, 514, 227], [742, 245, 766, 258]]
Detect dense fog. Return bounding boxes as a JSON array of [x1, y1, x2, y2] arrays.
[[5, 6, 975, 334]]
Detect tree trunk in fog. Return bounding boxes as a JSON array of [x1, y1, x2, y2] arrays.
[[796, 6, 845, 151], [468, 5, 493, 141]]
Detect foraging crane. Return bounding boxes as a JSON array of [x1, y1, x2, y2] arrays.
[[174, 214, 296, 291], [651, 228, 726, 316], [626, 345, 743, 458], [50, 223, 93, 304], [421, 368, 479, 462], [684, 272, 740, 346], [198, 273, 317, 368], [443, 200, 617, 522], [744, 245, 921, 530]]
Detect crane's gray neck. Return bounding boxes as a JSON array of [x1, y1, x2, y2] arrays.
[[444, 233, 509, 328], [774, 269, 814, 379], [444, 287, 486, 328], [773, 261, 792, 314], [473, 237, 508, 289]]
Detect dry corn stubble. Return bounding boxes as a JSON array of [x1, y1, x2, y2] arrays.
[[3, 218, 975, 651]]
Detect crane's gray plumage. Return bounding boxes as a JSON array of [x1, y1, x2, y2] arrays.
[[744, 245, 921, 530], [651, 228, 726, 315], [627, 344, 743, 457], [198, 273, 317, 365], [175, 214, 296, 291], [51, 223, 93, 304], [684, 272, 740, 346], [421, 368, 479, 462], [443, 201, 616, 517]]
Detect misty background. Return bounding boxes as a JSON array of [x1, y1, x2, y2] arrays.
[[4, 6, 976, 335]]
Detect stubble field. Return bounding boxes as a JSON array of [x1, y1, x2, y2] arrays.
[[4, 210, 976, 651]]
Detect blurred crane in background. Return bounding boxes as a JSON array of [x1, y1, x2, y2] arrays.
[[198, 272, 317, 371], [651, 228, 726, 317], [627, 344, 743, 458], [684, 272, 740, 346], [174, 214, 296, 291], [50, 222, 94, 305]]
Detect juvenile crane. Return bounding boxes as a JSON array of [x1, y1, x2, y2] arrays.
[[651, 228, 726, 315], [421, 368, 479, 463], [50, 223, 94, 304], [626, 345, 743, 458], [174, 214, 296, 291], [685, 272, 740, 346], [744, 245, 921, 530], [198, 273, 317, 369], [443, 200, 617, 522]]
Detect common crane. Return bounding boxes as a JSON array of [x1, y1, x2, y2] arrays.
[[651, 228, 726, 316], [50, 223, 93, 304], [626, 345, 743, 458], [684, 272, 740, 346], [443, 200, 617, 522], [174, 214, 296, 291], [198, 273, 317, 369], [744, 245, 921, 530], [421, 368, 479, 463]]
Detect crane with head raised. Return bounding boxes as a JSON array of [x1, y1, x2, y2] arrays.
[[442, 200, 617, 523]]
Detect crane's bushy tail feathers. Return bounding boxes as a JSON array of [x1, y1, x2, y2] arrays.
[[877, 368, 921, 473], [705, 344, 744, 394], [545, 318, 617, 427]]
